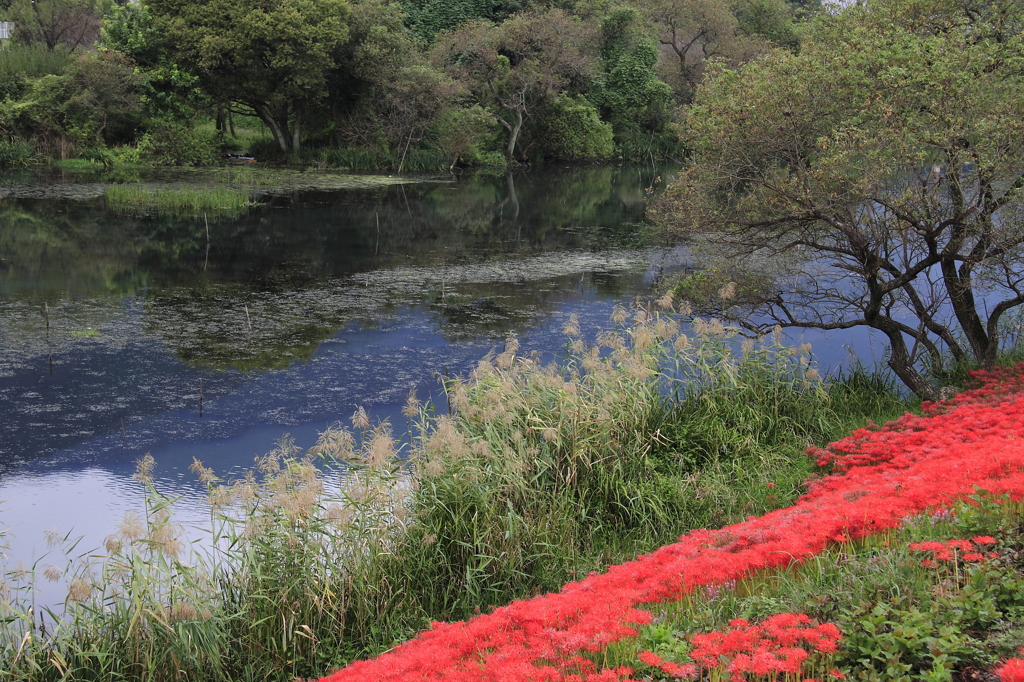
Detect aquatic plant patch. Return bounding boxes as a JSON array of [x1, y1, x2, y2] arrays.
[[105, 184, 254, 218], [319, 363, 1024, 681]]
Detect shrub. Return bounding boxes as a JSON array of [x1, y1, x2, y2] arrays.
[[139, 122, 219, 165], [537, 95, 615, 161]]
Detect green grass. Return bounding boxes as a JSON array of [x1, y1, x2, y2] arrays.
[[0, 307, 917, 681], [619, 492, 1024, 682], [105, 184, 255, 218]]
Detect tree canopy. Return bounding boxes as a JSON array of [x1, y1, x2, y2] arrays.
[[145, 0, 351, 153], [654, 0, 1024, 398], [431, 9, 596, 160], [1, 0, 817, 167]]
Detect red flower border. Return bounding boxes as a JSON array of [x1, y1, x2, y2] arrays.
[[320, 363, 1024, 682]]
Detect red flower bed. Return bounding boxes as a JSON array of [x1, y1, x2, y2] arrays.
[[319, 363, 1024, 682], [998, 658, 1024, 682], [650, 613, 842, 681], [907, 536, 999, 565]]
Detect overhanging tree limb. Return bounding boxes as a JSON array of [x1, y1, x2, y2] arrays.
[[652, 0, 1024, 399]]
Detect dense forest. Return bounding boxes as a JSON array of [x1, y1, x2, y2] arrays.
[[0, 0, 816, 170]]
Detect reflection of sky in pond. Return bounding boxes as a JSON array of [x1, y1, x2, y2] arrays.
[[0, 268, 647, 608]]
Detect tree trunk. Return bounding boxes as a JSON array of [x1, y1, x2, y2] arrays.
[[940, 256, 994, 368], [507, 108, 524, 160], [251, 102, 291, 154], [878, 322, 940, 400], [291, 111, 301, 152]]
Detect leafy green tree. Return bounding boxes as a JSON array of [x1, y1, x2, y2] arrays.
[[8, 0, 102, 51], [400, 0, 529, 42], [101, 4, 205, 122], [733, 0, 800, 49], [536, 94, 613, 160], [653, 0, 1024, 399], [640, 0, 774, 102], [431, 8, 597, 160], [430, 104, 497, 169], [145, 0, 351, 153], [589, 7, 674, 157], [328, 0, 465, 166]]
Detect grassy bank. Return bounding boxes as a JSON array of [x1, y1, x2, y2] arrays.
[[0, 304, 911, 681], [624, 493, 1024, 682]]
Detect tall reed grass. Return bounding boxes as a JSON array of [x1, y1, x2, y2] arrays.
[[105, 185, 254, 218], [0, 303, 909, 681]]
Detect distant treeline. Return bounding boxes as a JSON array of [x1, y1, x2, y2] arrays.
[[0, 0, 817, 169]]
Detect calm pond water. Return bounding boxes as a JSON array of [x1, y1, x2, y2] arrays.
[[0, 164, 688, 572], [0, 163, 882, 593]]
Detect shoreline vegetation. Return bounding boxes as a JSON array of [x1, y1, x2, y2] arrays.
[[0, 0, 810, 172], [321, 362, 1024, 682], [0, 303, 914, 680]]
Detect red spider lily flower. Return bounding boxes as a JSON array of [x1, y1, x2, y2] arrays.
[[996, 657, 1024, 682], [638, 651, 664, 667], [687, 614, 839, 680], [973, 535, 997, 545], [910, 538, 998, 565], [637, 651, 696, 679]]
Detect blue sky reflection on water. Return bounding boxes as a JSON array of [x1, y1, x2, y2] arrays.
[[0, 262, 662, 595]]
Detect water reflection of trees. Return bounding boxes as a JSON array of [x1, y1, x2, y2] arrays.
[[1, 165, 668, 371], [429, 268, 651, 342]]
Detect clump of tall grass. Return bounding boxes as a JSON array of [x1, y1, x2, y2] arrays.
[[0, 456, 230, 679], [105, 184, 255, 218], [0, 139, 33, 168], [302, 146, 454, 172], [0, 44, 71, 75], [0, 303, 910, 680], [0, 44, 71, 90]]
